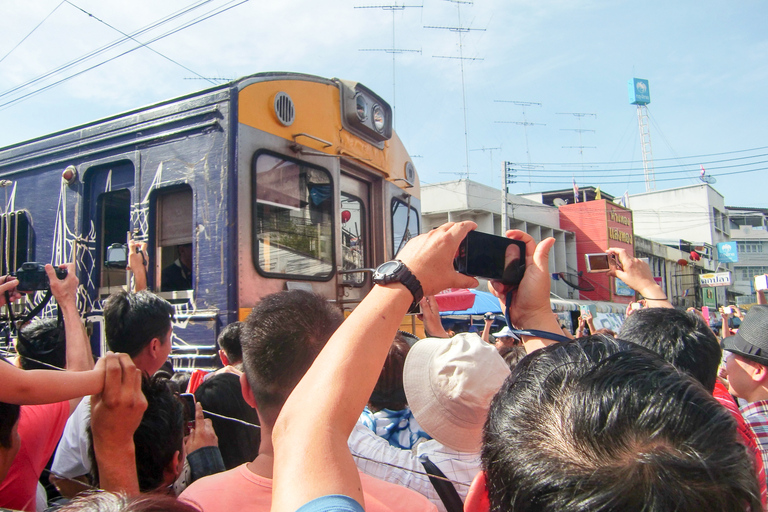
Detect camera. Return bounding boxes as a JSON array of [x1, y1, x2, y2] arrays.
[[104, 243, 128, 269], [454, 231, 527, 286], [584, 253, 622, 273], [14, 262, 68, 293]]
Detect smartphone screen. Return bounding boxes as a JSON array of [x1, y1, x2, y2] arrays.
[[585, 253, 611, 272], [454, 231, 526, 285], [179, 393, 196, 435]]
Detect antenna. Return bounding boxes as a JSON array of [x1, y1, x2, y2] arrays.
[[470, 146, 501, 185], [495, 100, 544, 191], [425, 0, 485, 180], [356, 3, 423, 129], [557, 112, 597, 171]]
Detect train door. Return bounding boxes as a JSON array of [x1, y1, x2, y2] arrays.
[[338, 172, 374, 308], [82, 160, 134, 352]]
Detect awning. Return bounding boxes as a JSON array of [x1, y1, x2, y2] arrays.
[[550, 298, 627, 315]]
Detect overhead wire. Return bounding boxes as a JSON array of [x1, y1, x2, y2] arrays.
[[0, 0, 66, 66]]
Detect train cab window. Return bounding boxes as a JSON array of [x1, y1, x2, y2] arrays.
[[391, 198, 420, 256], [156, 187, 193, 293], [253, 153, 333, 279], [98, 190, 131, 290], [0, 211, 32, 275], [341, 193, 365, 285]]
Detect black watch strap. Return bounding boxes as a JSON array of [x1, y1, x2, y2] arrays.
[[374, 260, 423, 310]]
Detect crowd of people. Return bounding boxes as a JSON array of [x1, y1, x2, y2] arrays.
[[1, 222, 768, 511]]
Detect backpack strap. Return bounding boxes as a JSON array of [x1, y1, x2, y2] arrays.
[[420, 455, 464, 512]]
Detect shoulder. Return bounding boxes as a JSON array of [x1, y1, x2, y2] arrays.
[[181, 465, 272, 507], [359, 472, 437, 512]]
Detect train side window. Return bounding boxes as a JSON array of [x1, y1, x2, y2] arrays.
[[156, 187, 193, 292], [391, 198, 420, 256], [0, 211, 33, 275], [341, 193, 365, 285], [253, 152, 334, 280], [98, 190, 131, 291]]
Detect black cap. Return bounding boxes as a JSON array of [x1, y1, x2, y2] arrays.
[[722, 305, 768, 366]]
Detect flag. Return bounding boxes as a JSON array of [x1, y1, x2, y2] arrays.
[[573, 177, 579, 204], [700, 164, 706, 177], [595, 186, 602, 200]]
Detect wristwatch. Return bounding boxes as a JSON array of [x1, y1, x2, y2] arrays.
[[372, 260, 423, 311]]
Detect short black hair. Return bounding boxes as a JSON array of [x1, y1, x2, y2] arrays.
[[194, 373, 260, 469], [17, 317, 66, 370], [619, 308, 721, 392], [103, 290, 174, 357], [368, 332, 411, 411], [217, 322, 243, 365], [89, 375, 184, 492], [0, 401, 20, 449], [482, 335, 760, 512], [241, 290, 344, 418]]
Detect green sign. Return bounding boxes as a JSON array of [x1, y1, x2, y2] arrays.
[[702, 287, 716, 308]]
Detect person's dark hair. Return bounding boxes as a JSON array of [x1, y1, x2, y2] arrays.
[[103, 290, 174, 357], [241, 290, 344, 418], [619, 308, 721, 392], [217, 322, 243, 365], [17, 317, 66, 370], [194, 373, 260, 469], [59, 491, 199, 511], [497, 345, 527, 370], [368, 332, 411, 411], [482, 335, 760, 512], [0, 401, 20, 449], [169, 371, 191, 394], [88, 375, 184, 492]]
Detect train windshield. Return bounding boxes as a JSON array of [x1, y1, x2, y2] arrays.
[[392, 198, 420, 256], [253, 153, 334, 279]]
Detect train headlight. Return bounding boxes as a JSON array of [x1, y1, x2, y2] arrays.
[[372, 104, 385, 133], [337, 79, 393, 146], [355, 94, 368, 122]]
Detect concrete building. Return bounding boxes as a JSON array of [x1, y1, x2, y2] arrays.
[[421, 180, 578, 298], [634, 235, 697, 310], [727, 206, 768, 303]]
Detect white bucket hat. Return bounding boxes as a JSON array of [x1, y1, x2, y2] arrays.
[[403, 332, 511, 452], [492, 326, 515, 338]]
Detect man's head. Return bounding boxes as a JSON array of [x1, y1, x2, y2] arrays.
[[618, 307, 721, 392], [722, 305, 768, 402], [0, 401, 21, 482], [17, 317, 66, 370], [88, 375, 184, 492], [492, 326, 518, 351], [478, 335, 760, 512], [217, 321, 243, 367], [368, 332, 413, 412], [178, 244, 193, 269], [240, 290, 344, 424], [103, 290, 174, 375]]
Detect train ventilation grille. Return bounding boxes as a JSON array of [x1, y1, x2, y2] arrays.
[[274, 92, 295, 126]]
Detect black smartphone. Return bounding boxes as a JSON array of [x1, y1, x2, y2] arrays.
[[454, 231, 526, 286], [179, 393, 196, 435]]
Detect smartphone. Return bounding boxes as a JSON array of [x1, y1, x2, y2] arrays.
[[631, 302, 642, 310], [179, 393, 196, 435], [756, 274, 768, 292], [585, 253, 619, 273], [453, 231, 526, 286], [722, 306, 734, 315]]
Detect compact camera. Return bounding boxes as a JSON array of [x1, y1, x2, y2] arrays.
[[14, 262, 68, 293], [454, 231, 527, 286]]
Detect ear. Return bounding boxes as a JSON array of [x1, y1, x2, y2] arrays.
[[240, 372, 258, 410], [464, 471, 491, 512], [163, 450, 182, 486], [149, 337, 162, 358], [753, 362, 768, 384], [219, 349, 230, 367]]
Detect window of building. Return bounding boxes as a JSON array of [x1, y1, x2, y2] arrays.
[[392, 198, 420, 256], [253, 152, 334, 280], [713, 207, 723, 231], [737, 266, 768, 281], [156, 186, 193, 292], [737, 241, 764, 253], [98, 190, 131, 290], [0, 211, 32, 276], [341, 193, 365, 286]]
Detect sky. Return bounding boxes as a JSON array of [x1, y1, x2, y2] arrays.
[[1, 0, 766, 207]]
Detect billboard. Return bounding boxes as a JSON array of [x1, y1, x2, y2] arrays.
[[717, 242, 739, 262], [700, 272, 732, 287], [628, 78, 650, 105]]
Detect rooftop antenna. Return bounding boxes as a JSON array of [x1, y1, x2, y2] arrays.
[[426, 0, 485, 180], [558, 112, 597, 197], [628, 78, 655, 191], [356, 3, 423, 129], [469, 146, 501, 186], [495, 100, 544, 191]]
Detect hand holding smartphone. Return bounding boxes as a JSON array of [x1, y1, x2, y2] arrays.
[[585, 253, 623, 273], [453, 231, 527, 286]]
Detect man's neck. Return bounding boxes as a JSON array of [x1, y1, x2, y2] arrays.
[[745, 386, 768, 405], [246, 421, 274, 479]]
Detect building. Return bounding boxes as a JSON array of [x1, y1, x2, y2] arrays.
[[727, 206, 768, 303]]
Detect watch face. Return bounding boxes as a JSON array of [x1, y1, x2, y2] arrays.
[[377, 260, 402, 275]]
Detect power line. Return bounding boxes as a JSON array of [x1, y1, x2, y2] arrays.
[[0, 0, 66, 66]]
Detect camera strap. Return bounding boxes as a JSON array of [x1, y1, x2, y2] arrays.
[[4, 289, 57, 351], [503, 290, 571, 344]]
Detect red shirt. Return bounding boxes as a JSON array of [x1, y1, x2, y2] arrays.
[[713, 381, 768, 509], [0, 401, 69, 511]]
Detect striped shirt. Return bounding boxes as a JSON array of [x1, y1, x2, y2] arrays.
[[741, 399, 768, 503]]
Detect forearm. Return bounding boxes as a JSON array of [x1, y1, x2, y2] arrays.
[[92, 442, 139, 495], [2, 368, 103, 405], [634, 283, 673, 309], [481, 321, 492, 343], [61, 302, 93, 372], [131, 269, 147, 292], [758, 290, 767, 305]]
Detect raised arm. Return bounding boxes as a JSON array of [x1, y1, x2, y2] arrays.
[[418, 295, 450, 338], [605, 247, 674, 309], [0, 355, 105, 405], [270, 221, 478, 512], [47, 264, 92, 373], [127, 239, 149, 292]]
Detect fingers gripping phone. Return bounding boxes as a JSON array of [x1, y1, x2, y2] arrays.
[[453, 231, 527, 286], [180, 393, 196, 435]]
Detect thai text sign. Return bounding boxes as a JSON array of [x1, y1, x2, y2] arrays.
[[699, 272, 732, 288]]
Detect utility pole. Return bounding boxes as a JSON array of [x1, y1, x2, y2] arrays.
[[356, 3, 423, 129], [501, 161, 516, 233], [426, 0, 485, 179]]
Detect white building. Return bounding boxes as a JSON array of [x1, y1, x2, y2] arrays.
[[421, 180, 578, 298], [727, 206, 768, 302]]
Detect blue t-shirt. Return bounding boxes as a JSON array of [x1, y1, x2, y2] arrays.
[[296, 495, 365, 512]]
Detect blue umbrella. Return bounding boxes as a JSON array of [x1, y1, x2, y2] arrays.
[[440, 289, 502, 316]]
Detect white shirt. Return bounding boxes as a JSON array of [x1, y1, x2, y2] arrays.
[[51, 396, 91, 478], [348, 422, 481, 512]]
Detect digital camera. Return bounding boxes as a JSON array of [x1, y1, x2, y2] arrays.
[[15, 262, 67, 293]]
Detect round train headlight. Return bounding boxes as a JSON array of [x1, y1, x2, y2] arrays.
[[355, 94, 368, 122], [372, 104, 385, 133]]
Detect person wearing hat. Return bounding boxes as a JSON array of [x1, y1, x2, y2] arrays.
[[490, 326, 518, 351], [723, 304, 768, 480], [349, 332, 510, 512]]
